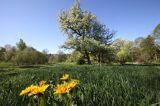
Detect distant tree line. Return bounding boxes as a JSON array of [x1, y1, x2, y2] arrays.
[[0, 39, 46, 65], [0, 24, 160, 66], [113, 33, 160, 65], [0, 39, 70, 66]]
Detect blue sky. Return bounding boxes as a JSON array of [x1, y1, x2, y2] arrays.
[[0, 0, 160, 53]]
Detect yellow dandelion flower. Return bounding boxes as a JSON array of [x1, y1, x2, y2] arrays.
[[20, 80, 49, 96], [39, 80, 46, 87], [28, 84, 49, 96], [60, 74, 69, 80], [54, 83, 71, 94], [19, 85, 37, 96], [68, 79, 79, 89], [54, 79, 79, 95]]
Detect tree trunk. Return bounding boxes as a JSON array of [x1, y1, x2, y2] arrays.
[[98, 53, 100, 64], [84, 49, 91, 64]]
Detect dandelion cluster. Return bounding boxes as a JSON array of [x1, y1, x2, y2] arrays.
[[20, 80, 49, 96], [20, 74, 79, 97]]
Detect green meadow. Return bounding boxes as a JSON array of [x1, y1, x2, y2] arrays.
[[0, 64, 160, 106]]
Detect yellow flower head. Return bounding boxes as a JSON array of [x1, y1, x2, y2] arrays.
[[68, 79, 79, 89], [28, 84, 49, 96], [54, 79, 79, 95], [39, 80, 46, 87], [60, 74, 69, 80], [19, 85, 37, 96], [20, 81, 49, 96], [54, 83, 71, 94]]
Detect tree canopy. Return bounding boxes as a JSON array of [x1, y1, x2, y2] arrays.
[[58, 1, 114, 64], [16, 39, 27, 51]]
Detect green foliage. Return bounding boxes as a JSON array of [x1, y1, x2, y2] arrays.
[[0, 47, 6, 61], [0, 64, 160, 105], [117, 49, 128, 65], [48, 51, 68, 63], [153, 24, 160, 37], [153, 24, 160, 45], [140, 35, 156, 63], [76, 58, 85, 65], [12, 47, 47, 65], [85, 38, 115, 63], [115, 40, 134, 65], [154, 45, 160, 63], [16, 39, 27, 51], [4, 45, 16, 62], [66, 51, 82, 63], [58, 1, 114, 64]]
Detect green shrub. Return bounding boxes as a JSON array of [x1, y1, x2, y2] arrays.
[[76, 58, 85, 65]]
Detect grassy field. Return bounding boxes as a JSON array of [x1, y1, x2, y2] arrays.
[[0, 64, 160, 106]]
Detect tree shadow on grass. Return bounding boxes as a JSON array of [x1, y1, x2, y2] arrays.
[[18, 65, 41, 68]]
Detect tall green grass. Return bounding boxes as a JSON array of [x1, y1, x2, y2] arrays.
[[0, 64, 160, 106]]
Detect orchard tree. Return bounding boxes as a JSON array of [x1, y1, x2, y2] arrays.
[[58, 1, 114, 64], [84, 38, 115, 64]]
